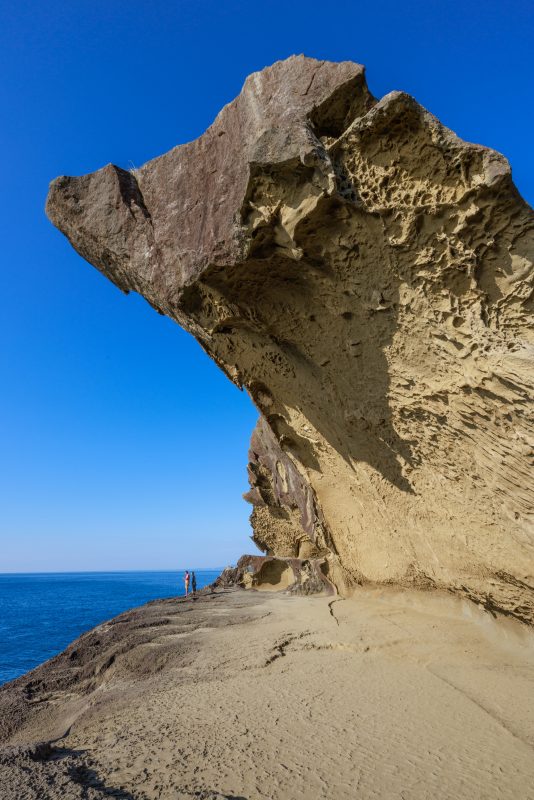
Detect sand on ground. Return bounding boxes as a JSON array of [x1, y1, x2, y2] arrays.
[[1, 587, 533, 800]]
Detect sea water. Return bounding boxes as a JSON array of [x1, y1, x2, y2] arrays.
[[0, 570, 221, 685]]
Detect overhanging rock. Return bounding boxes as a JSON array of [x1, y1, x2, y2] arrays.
[[47, 56, 534, 622]]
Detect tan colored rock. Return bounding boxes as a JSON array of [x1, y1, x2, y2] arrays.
[[46, 56, 534, 622], [215, 554, 335, 595]]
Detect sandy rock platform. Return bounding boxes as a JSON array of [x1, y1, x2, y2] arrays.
[[1, 587, 533, 799]]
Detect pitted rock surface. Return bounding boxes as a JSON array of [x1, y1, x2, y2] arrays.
[[47, 56, 534, 622], [215, 554, 335, 595]]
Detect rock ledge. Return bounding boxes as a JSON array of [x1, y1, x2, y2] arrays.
[[47, 56, 534, 623]]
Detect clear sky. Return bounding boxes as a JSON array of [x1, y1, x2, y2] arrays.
[[1, 0, 532, 572]]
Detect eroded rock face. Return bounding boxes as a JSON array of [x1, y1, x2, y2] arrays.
[[215, 554, 335, 596], [46, 56, 534, 622]]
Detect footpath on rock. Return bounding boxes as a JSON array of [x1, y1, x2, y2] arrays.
[[1, 586, 533, 799]]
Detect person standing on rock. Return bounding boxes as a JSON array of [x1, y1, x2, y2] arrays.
[[184, 570, 190, 596], [191, 572, 197, 594]]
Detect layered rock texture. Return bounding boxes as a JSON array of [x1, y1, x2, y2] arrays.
[[47, 56, 534, 622]]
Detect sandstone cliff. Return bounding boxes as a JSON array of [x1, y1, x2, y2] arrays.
[[46, 56, 534, 622]]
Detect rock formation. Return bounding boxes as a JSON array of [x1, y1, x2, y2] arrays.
[[215, 554, 335, 595], [46, 56, 534, 622]]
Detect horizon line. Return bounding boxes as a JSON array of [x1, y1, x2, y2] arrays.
[[0, 567, 229, 576]]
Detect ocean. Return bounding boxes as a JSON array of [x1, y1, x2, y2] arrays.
[[0, 569, 221, 685]]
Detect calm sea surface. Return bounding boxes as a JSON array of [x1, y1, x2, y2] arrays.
[[0, 570, 221, 685]]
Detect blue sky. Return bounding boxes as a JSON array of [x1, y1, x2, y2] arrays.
[[1, 0, 532, 571]]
